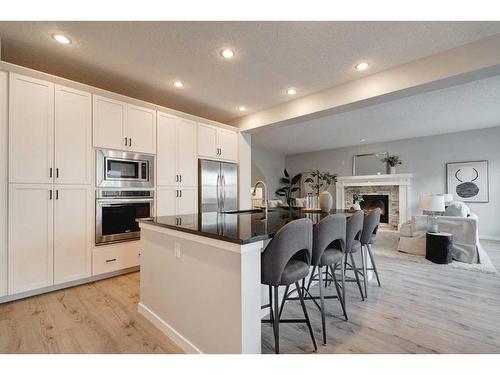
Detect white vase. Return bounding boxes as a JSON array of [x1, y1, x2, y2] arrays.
[[390, 166, 396, 174], [352, 202, 361, 210], [319, 191, 333, 213]]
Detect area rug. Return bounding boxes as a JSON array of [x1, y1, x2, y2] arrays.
[[372, 231, 498, 275]]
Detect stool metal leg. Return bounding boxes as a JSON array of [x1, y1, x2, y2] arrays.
[[295, 281, 318, 352], [317, 266, 327, 345], [349, 253, 365, 301], [278, 285, 289, 319], [331, 264, 348, 321], [273, 285, 280, 354], [341, 253, 347, 313], [361, 245, 368, 298], [268, 286, 274, 322], [367, 244, 381, 286]]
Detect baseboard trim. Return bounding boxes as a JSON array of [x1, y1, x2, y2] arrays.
[[138, 302, 202, 354], [480, 235, 500, 241], [0, 266, 139, 304]]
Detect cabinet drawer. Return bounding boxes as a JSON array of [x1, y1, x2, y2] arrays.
[[92, 241, 140, 275]]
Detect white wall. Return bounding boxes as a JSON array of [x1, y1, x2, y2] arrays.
[[0, 70, 7, 296], [251, 147, 286, 199], [285, 126, 500, 239]]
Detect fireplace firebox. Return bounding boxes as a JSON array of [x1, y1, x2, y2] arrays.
[[360, 194, 389, 223]]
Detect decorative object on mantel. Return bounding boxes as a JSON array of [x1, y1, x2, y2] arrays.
[[419, 195, 445, 233], [352, 192, 364, 210], [446, 160, 489, 203], [304, 170, 338, 212], [275, 169, 302, 206], [381, 154, 403, 174]]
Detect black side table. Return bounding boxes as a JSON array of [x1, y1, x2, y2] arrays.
[[426, 232, 453, 264]]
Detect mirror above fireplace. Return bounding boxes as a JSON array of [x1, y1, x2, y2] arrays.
[[353, 151, 388, 176]]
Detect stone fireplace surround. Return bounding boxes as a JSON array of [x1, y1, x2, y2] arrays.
[[335, 174, 413, 229]]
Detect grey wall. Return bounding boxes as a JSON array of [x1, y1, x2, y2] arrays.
[[251, 147, 286, 199], [285, 126, 500, 239]]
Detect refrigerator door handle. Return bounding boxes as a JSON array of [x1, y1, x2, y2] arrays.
[[216, 173, 221, 211], [222, 174, 226, 211]]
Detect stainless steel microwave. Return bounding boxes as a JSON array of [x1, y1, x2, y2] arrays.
[[96, 149, 154, 188]]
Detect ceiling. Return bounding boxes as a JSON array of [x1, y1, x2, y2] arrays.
[[1, 21, 500, 123], [251, 74, 500, 155]]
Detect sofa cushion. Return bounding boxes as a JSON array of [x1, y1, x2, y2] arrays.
[[444, 201, 470, 217]]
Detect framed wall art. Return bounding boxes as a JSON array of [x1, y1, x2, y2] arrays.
[[446, 160, 489, 203]]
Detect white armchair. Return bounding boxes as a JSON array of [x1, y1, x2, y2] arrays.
[[399, 202, 480, 264]]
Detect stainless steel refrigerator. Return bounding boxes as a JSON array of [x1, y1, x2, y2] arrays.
[[199, 159, 238, 212]]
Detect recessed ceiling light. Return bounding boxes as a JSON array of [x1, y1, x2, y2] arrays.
[[238, 106, 247, 112], [220, 49, 235, 59], [52, 34, 71, 45], [360, 138, 366, 143], [355, 62, 370, 71], [286, 87, 297, 95], [173, 80, 184, 88]]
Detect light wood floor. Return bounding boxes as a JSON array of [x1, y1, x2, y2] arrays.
[[1, 240, 499, 354]]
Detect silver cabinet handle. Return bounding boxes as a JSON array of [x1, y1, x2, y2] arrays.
[[175, 175, 178, 182], [49, 190, 52, 200], [105, 258, 117, 263], [56, 190, 59, 200], [49, 167, 53, 178], [129, 138, 132, 147], [124, 137, 128, 146], [179, 175, 182, 183], [219, 148, 222, 156], [56, 168, 59, 179]]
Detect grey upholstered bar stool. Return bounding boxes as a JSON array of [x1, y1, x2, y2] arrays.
[[359, 208, 382, 297], [343, 210, 366, 301], [308, 214, 347, 344], [261, 218, 317, 354]]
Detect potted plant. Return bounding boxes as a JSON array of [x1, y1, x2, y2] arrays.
[[352, 192, 364, 210], [304, 170, 338, 212], [275, 169, 302, 206], [381, 154, 402, 174]]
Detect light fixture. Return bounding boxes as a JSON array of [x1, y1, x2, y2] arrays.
[[220, 49, 235, 59], [286, 87, 297, 95], [360, 138, 366, 143], [173, 80, 184, 88], [355, 62, 370, 71], [52, 34, 71, 45], [238, 106, 247, 112]]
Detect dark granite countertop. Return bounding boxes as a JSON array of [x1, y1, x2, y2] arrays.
[[138, 208, 355, 245]]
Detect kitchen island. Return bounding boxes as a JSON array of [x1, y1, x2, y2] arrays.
[[138, 208, 356, 354]]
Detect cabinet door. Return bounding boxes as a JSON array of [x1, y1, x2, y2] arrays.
[[156, 187, 177, 216], [93, 95, 127, 150], [218, 128, 238, 162], [127, 104, 156, 154], [197, 123, 218, 159], [8, 184, 54, 294], [54, 85, 92, 185], [54, 185, 92, 284], [156, 112, 178, 186], [177, 187, 197, 215], [9, 73, 54, 184], [178, 118, 197, 187]]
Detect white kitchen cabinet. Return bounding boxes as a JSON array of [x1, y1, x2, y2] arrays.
[[197, 123, 238, 162], [93, 95, 127, 151], [156, 186, 197, 217], [55, 85, 92, 185], [127, 104, 156, 154], [93, 95, 156, 154], [9, 73, 54, 184], [8, 184, 54, 294], [157, 112, 197, 187], [93, 241, 140, 276], [54, 185, 92, 284]]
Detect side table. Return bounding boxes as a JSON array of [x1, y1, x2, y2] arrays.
[[426, 232, 453, 264]]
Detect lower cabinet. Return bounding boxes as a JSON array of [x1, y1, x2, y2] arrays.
[[157, 186, 198, 217], [8, 184, 92, 295], [92, 241, 141, 275]]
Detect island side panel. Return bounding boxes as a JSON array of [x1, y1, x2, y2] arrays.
[[139, 225, 262, 354]]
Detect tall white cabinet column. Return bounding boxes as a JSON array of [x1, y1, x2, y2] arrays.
[[0, 71, 8, 297]]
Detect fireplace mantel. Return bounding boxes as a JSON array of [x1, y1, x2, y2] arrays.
[[336, 174, 413, 228]]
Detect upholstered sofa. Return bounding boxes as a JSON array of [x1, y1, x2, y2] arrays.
[[398, 202, 480, 264]]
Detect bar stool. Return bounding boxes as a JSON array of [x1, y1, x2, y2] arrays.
[[343, 210, 365, 301], [360, 208, 382, 297], [307, 214, 347, 344], [261, 218, 317, 354]]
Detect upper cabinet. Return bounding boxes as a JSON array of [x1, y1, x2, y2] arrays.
[[9, 74, 91, 185], [54, 85, 92, 185], [93, 95, 156, 154], [157, 112, 197, 187], [197, 123, 237, 162], [9, 73, 54, 184]]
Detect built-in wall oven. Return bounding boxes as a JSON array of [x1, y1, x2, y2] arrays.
[[96, 149, 154, 189], [95, 189, 154, 245]]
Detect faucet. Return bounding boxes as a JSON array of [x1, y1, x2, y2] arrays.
[[252, 180, 268, 219]]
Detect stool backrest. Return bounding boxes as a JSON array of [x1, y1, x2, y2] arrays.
[[361, 208, 381, 245], [345, 210, 364, 253], [261, 218, 313, 286], [312, 214, 346, 266]]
